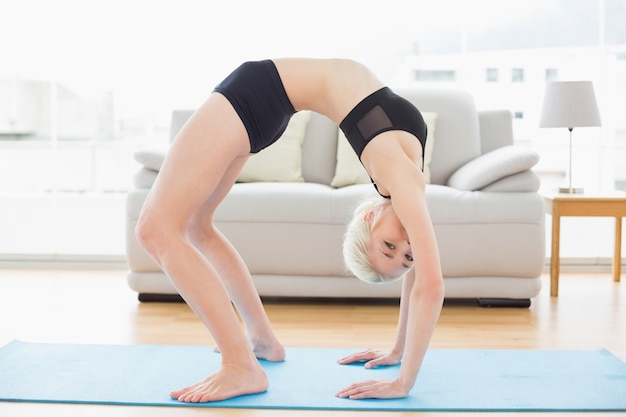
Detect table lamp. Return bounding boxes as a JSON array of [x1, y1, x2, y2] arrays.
[[539, 81, 601, 194]]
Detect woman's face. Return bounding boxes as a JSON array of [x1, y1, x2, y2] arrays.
[[366, 204, 414, 280]]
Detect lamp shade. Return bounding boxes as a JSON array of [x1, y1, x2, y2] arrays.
[[539, 81, 601, 129]]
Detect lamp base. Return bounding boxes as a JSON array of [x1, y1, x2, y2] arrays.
[[558, 187, 584, 194]]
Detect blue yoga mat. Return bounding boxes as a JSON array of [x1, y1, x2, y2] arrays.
[[1, 340, 625, 411]]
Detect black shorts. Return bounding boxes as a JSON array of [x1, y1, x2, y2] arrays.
[[214, 60, 296, 153], [339, 87, 427, 163]]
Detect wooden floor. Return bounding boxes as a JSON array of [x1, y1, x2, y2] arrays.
[[0, 269, 624, 416]]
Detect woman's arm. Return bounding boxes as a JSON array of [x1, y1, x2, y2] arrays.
[[336, 268, 414, 369], [389, 172, 444, 394], [391, 268, 415, 358], [337, 133, 444, 399]]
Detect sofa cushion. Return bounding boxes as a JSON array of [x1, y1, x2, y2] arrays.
[[330, 130, 370, 188], [215, 182, 377, 225], [237, 110, 310, 183], [421, 112, 437, 183], [330, 112, 437, 187], [447, 145, 539, 191]]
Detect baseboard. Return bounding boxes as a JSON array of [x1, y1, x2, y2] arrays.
[[477, 298, 531, 308], [542, 257, 621, 273], [138, 293, 185, 303], [0, 254, 128, 270], [138, 293, 532, 308]]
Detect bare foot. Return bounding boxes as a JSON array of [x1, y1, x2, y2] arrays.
[[171, 362, 268, 403], [251, 339, 285, 362], [213, 339, 286, 362]]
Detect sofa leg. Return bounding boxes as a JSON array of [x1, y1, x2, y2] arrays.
[[477, 298, 531, 308], [138, 293, 185, 303]]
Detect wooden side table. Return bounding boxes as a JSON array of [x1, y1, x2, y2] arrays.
[[544, 193, 626, 296]]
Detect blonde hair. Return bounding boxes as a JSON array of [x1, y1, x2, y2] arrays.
[[343, 197, 390, 284]]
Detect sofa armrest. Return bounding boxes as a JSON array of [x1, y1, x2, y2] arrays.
[[133, 168, 159, 188], [480, 170, 541, 192], [447, 145, 539, 191], [134, 148, 167, 172]]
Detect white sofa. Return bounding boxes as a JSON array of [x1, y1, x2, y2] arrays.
[[126, 86, 545, 306]]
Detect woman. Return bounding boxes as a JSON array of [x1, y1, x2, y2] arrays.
[[136, 58, 444, 402]]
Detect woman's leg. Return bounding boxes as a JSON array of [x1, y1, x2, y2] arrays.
[[187, 204, 285, 361], [136, 93, 275, 402]]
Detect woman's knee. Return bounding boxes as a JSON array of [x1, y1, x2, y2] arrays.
[[186, 216, 220, 249], [135, 207, 183, 261]]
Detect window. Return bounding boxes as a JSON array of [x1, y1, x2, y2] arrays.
[[545, 68, 558, 82], [511, 68, 525, 82], [414, 70, 456, 82], [486, 68, 499, 82], [1, 0, 625, 264]]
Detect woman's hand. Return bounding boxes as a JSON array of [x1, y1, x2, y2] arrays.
[[336, 350, 410, 399], [337, 349, 401, 369], [336, 378, 410, 400]]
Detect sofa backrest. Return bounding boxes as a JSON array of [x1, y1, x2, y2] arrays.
[[300, 112, 338, 185], [478, 109, 515, 153], [168, 108, 340, 185], [170, 110, 194, 143], [393, 86, 482, 185], [298, 86, 487, 186], [169, 87, 513, 187]]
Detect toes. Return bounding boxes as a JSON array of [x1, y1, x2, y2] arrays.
[[170, 384, 197, 401], [177, 391, 197, 403], [170, 390, 183, 399]]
